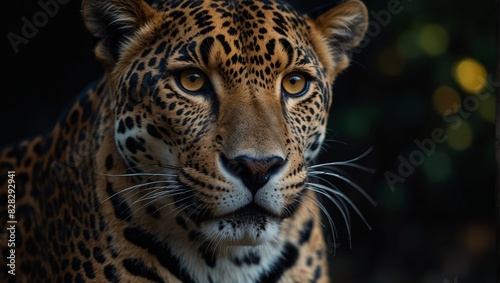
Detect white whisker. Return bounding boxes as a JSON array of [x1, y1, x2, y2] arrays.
[[303, 194, 338, 255], [95, 172, 178, 178], [296, 196, 325, 230], [154, 192, 198, 215], [119, 186, 184, 221], [308, 170, 377, 206], [305, 145, 376, 253], [308, 186, 351, 238], [131, 186, 183, 205], [100, 179, 178, 204], [307, 182, 374, 248], [309, 146, 375, 173]]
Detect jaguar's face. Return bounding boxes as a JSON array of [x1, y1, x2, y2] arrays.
[[84, 0, 367, 245]]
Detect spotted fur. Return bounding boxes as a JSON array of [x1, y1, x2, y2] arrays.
[[0, 0, 368, 282]]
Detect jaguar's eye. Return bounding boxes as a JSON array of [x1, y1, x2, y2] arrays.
[[177, 69, 207, 93], [282, 72, 309, 97]]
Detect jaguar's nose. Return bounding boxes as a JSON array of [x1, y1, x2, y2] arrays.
[[221, 154, 286, 195]]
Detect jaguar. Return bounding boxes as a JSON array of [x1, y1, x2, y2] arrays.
[[0, 0, 368, 282]]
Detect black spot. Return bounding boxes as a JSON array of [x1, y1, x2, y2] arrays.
[[199, 36, 215, 66], [106, 181, 132, 222], [78, 241, 91, 258], [310, 141, 319, 151], [199, 25, 215, 35], [175, 216, 188, 230], [146, 205, 161, 219], [71, 257, 81, 271], [135, 115, 143, 128], [125, 116, 134, 129], [104, 264, 120, 282], [278, 38, 293, 67], [155, 41, 167, 55], [123, 258, 165, 283], [105, 154, 114, 170], [273, 26, 288, 37], [83, 261, 95, 279], [310, 265, 322, 283], [155, 96, 167, 109], [125, 137, 146, 154], [147, 124, 163, 139], [127, 73, 142, 103], [33, 136, 53, 157], [117, 120, 126, 134], [257, 242, 299, 283], [298, 219, 314, 245], [124, 227, 196, 283], [168, 102, 177, 110], [93, 247, 105, 263], [199, 244, 217, 268], [216, 34, 231, 54], [148, 57, 157, 67], [232, 251, 261, 266], [306, 256, 313, 266], [141, 47, 152, 58], [228, 27, 237, 35], [316, 249, 323, 260]]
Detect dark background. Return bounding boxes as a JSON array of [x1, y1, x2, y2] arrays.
[[0, 0, 496, 282]]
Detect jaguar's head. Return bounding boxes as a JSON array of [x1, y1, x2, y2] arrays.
[[83, 0, 367, 245]]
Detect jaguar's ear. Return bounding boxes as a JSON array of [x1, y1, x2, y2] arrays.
[[82, 0, 157, 69], [308, 0, 368, 72]]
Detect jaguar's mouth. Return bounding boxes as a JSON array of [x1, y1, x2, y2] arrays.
[[198, 203, 283, 246], [229, 203, 280, 220]]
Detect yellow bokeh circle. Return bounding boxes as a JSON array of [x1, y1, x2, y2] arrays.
[[454, 58, 487, 94]]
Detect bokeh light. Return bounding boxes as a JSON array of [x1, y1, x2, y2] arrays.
[[432, 86, 461, 114], [478, 94, 495, 123], [453, 58, 487, 93], [459, 224, 495, 256], [446, 121, 473, 151], [343, 107, 379, 138], [397, 30, 422, 59], [422, 150, 452, 183], [418, 24, 449, 56]]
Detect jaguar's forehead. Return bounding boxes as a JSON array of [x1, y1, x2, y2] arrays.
[[152, 0, 299, 17], [150, 0, 310, 42]]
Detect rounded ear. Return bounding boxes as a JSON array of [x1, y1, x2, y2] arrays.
[[308, 0, 368, 58], [81, 0, 157, 68]]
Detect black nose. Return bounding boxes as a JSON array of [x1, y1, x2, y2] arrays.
[[221, 155, 286, 194]]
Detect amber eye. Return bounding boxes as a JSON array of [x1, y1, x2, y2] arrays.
[[177, 69, 207, 93], [281, 72, 309, 96]]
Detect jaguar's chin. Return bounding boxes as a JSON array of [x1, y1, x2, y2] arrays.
[[199, 204, 282, 246]]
